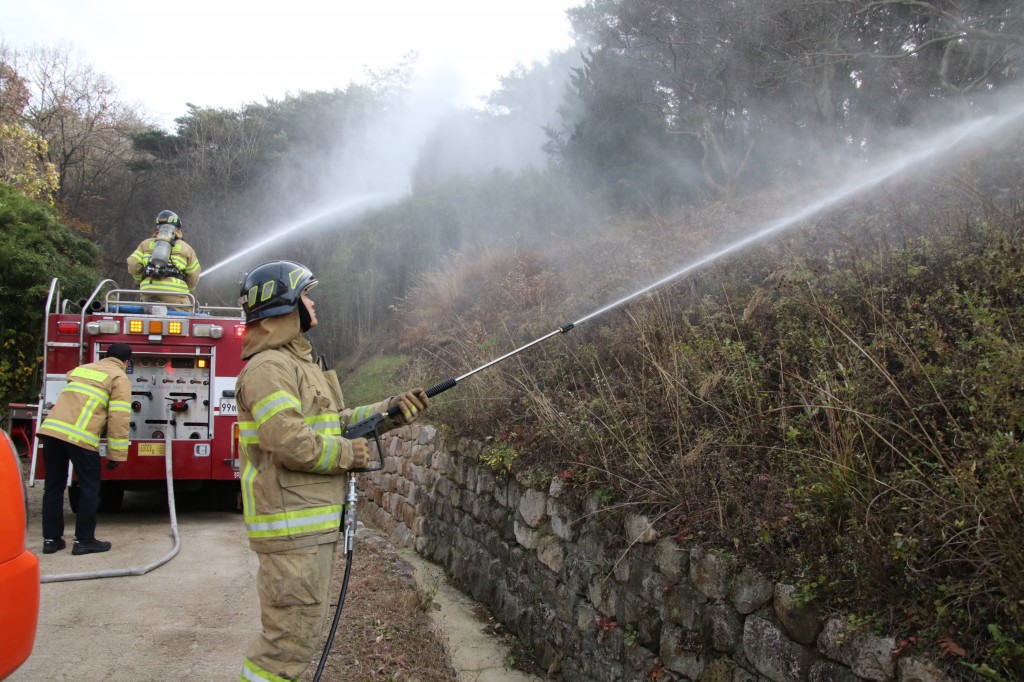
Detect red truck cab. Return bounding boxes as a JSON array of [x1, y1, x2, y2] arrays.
[[0, 428, 39, 679]]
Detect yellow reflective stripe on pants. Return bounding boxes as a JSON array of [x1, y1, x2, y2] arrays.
[[241, 657, 291, 682]]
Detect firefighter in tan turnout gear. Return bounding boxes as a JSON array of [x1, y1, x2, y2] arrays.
[[236, 260, 428, 682], [36, 342, 132, 556], [126, 209, 201, 309]]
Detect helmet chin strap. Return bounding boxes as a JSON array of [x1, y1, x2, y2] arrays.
[[298, 301, 312, 332]]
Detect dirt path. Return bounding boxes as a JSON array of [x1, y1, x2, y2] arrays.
[[399, 547, 543, 682], [13, 461, 542, 682]]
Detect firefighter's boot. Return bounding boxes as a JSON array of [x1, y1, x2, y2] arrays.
[[43, 538, 66, 554], [72, 538, 112, 555]]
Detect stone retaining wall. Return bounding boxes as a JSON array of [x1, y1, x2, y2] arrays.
[[358, 425, 950, 682]]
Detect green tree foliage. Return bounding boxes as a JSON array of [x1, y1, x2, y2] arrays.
[[0, 183, 98, 404], [0, 58, 59, 203], [546, 48, 701, 212], [0, 122, 59, 204], [551, 0, 1024, 206]]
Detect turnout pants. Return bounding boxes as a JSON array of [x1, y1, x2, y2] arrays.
[[41, 435, 101, 541], [241, 541, 338, 682]]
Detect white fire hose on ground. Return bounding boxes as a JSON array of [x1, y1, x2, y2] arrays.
[[40, 410, 181, 583]]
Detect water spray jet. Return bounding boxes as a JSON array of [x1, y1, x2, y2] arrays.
[[318, 99, 1024, 680], [199, 193, 396, 279], [345, 99, 1024, 433]]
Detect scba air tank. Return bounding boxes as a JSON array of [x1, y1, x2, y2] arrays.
[[150, 223, 177, 269]]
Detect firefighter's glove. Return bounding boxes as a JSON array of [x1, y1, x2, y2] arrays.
[[340, 437, 370, 470], [389, 388, 429, 425], [106, 460, 120, 470]]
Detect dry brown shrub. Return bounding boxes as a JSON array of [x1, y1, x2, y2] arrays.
[[301, 534, 458, 682]]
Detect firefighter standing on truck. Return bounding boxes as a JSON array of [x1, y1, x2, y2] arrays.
[[235, 260, 428, 682], [36, 342, 132, 556], [126, 209, 201, 309]]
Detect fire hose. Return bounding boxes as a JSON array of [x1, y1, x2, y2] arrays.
[[40, 406, 182, 583]]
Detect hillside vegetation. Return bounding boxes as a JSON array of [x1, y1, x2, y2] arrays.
[[390, 149, 1024, 677], [4, 1, 1024, 677]]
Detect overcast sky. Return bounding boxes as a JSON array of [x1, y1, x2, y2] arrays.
[[1, 0, 580, 129]]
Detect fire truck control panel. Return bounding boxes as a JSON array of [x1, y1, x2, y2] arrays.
[[129, 354, 214, 441]]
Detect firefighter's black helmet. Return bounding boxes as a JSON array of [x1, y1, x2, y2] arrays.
[[240, 260, 318, 324], [155, 210, 181, 229]]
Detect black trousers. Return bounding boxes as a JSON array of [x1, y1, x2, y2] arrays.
[[41, 435, 101, 541]]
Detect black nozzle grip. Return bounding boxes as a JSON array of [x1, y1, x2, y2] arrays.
[[384, 377, 457, 418], [425, 377, 457, 398]]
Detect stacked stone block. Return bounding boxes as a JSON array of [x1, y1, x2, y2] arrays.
[[358, 425, 950, 682]]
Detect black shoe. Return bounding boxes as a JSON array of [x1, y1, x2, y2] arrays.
[[43, 538, 66, 554], [72, 538, 112, 555]]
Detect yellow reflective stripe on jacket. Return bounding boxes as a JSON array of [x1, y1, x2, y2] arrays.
[[349, 403, 377, 422], [311, 434, 338, 473], [109, 400, 130, 413], [238, 421, 259, 445], [252, 391, 301, 427], [129, 250, 147, 282], [304, 414, 341, 473], [240, 658, 291, 682], [76, 398, 101, 430], [304, 414, 341, 434], [37, 419, 101, 448], [107, 437, 129, 450], [140, 278, 190, 293], [63, 383, 107, 433], [240, 453, 257, 517], [63, 382, 108, 404], [244, 504, 343, 539], [70, 366, 109, 383], [303, 413, 344, 473]]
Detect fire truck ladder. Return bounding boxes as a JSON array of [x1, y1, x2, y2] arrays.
[[31, 278, 117, 483]]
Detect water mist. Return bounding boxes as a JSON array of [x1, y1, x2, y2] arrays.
[[406, 96, 1024, 403]]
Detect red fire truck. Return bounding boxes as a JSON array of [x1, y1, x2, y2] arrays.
[[28, 277, 246, 511]]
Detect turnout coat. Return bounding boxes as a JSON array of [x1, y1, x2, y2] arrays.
[[126, 229, 201, 306], [235, 310, 397, 553], [37, 356, 131, 461]]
